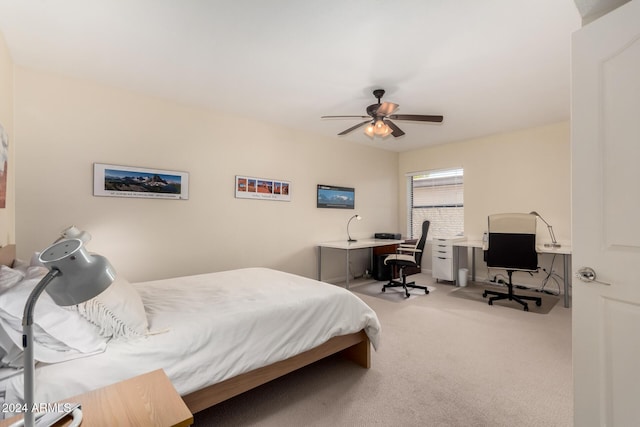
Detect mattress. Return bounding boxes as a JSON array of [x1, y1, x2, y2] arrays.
[[1, 267, 380, 414]]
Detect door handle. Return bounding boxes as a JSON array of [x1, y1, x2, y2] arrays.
[[575, 267, 611, 286]]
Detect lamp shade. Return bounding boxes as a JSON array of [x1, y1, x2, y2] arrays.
[[364, 123, 375, 137], [364, 120, 392, 138], [38, 239, 116, 306], [529, 211, 547, 225], [60, 225, 92, 244]]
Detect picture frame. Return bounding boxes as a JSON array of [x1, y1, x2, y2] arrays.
[[316, 184, 355, 209], [235, 175, 290, 202], [93, 163, 189, 200]]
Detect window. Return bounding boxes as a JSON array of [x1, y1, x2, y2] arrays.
[[407, 167, 464, 239]]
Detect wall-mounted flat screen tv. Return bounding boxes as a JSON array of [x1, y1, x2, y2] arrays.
[[317, 184, 355, 209]]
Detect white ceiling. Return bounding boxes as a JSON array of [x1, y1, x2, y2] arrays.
[[0, 0, 582, 152]]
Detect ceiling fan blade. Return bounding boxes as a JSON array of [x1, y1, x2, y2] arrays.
[[321, 115, 371, 119], [376, 102, 399, 116], [385, 120, 405, 137], [388, 114, 443, 122], [338, 120, 371, 136]]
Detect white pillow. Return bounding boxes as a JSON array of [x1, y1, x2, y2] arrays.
[[11, 255, 48, 280], [0, 324, 22, 368], [10, 258, 28, 272], [0, 263, 51, 367], [0, 265, 25, 294], [74, 276, 149, 340], [0, 266, 24, 367], [0, 276, 108, 365]]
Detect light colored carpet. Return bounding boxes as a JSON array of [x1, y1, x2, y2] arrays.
[[194, 274, 573, 426], [448, 282, 560, 314], [351, 281, 432, 302]]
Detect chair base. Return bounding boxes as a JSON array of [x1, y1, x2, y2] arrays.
[[482, 271, 542, 311], [382, 274, 429, 298]]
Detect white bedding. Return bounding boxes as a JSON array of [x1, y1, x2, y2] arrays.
[[1, 267, 380, 412]]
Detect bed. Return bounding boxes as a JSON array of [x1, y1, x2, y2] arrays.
[[0, 245, 380, 418]]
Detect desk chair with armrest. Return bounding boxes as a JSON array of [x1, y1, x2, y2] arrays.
[[483, 213, 542, 311], [383, 221, 430, 298]]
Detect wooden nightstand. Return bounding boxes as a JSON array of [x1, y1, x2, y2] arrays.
[[0, 369, 193, 427]]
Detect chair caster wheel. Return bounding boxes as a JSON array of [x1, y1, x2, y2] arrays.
[[524, 305, 529, 311], [488, 300, 493, 305], [482, 292, 488, 298], [425, 290, 429, 294], [536, 300, 542, 307], [382, 288, 386, 293], [405, 293, 410, 298]]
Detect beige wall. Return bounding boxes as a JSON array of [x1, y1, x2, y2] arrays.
[[399, 122, 571, 284], [9, 56, 571, 288], [14, 67, 399, 282], [0, 31, 14, 245]]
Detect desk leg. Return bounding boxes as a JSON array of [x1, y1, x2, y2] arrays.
[[453, 247, 460, 285], [345, 249, 350, 289], [471, 247, 476, 282], [563, 253, 571, 308], [318, 246, 322, 282]]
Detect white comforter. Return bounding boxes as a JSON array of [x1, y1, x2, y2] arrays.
[[2, 268, 380, 409]]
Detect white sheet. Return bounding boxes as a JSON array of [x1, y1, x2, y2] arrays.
[[1, 268, 380, 414]]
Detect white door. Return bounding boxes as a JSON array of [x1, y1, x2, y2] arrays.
[[572, 1, 640, 425]]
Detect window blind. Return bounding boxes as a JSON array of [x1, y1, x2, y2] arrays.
[[406, 168, 464, 239]]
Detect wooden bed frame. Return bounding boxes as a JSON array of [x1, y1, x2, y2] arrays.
[[0, 245, 371, 415], [183, 330, 371, 413]]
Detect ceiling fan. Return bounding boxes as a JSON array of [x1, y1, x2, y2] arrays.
[[321, 89, 443, 138]]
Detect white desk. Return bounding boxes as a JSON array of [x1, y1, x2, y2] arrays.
[[318, 238, 404, 288], [452, 240, 572, 308]]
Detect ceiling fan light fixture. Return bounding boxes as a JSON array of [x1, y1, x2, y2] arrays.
[[370, 119, 392, 137], [322, 88, 443, 139], [364, 122, 375, 138], [379, 125, 393, 137]]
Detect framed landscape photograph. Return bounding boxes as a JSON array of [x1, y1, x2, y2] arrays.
[[93, 163, 189, 200], [317, 184, 354, 209], [235, 175, 290, 202]]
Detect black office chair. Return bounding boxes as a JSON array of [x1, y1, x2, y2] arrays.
[[483, 213, 542, 311], [382, 221, 430, 298]]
